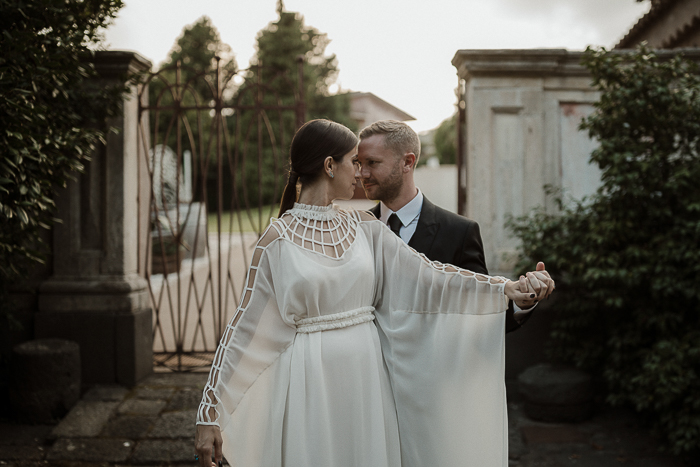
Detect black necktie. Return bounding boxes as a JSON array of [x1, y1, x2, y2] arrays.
[[388, 213, 402, 237]]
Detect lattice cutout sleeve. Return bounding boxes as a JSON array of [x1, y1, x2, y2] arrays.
[[357, 213, 508, 316], [196, 224, 296, 429]]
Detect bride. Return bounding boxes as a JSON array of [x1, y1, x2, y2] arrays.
[[194, 119, 554, 467]]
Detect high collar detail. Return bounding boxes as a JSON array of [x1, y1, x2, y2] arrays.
[[288, 202, 339, 221]]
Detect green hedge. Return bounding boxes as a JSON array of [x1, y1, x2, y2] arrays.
[[0, 0, 125, 282]]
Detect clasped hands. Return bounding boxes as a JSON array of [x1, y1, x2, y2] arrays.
[[504, 261, 555, 308]]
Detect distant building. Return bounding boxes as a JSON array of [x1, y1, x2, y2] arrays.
[[348, 92, 414, 130], [616, 0, 700, 49]]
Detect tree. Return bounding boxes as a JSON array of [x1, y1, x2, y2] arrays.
[[0, 0, 125, 283], [155, 16, 237, 102], [228, 0, 354, 215], [253, 0, 354, 128], [432, 113, 457, 165], [507, 46, 700, 455]]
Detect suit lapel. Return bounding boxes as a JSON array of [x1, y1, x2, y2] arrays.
[[369, 203, 381, 219], [408, 197, 439, 255]]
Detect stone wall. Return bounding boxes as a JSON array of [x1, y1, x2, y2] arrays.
[[33, 51, 154, 387], [414, 164, 458, 214]]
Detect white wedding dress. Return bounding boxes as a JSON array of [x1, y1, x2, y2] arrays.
[[196, 203, 509, 467]]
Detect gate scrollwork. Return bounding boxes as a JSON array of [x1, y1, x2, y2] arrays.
[[137, 58, 305, 371]]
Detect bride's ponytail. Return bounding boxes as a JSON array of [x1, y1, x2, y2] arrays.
[[278, 170, 300, 217]]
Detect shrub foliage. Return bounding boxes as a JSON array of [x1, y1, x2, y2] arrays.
[[0, 0, 125, 282], [508, 46, 700, 454]]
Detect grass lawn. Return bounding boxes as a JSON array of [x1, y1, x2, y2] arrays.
[[207, 204, 279, 233]]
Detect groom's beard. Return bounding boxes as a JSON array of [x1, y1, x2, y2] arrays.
[[361, 164, 403, 204]]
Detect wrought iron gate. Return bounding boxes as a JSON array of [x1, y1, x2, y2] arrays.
[[137, 58, 305, 372]]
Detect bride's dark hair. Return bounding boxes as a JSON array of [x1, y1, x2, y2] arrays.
[[278, 119, 359, 217]]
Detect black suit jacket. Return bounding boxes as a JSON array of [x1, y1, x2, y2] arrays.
[[370, 196, 526, 332]]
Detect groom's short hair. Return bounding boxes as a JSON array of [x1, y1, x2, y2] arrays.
[[359, 120, 421, 164]]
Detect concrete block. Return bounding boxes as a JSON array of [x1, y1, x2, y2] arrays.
[[9, 339, 81, 423], [149, 410, 197, 439], [34, 311, 116, 385], [50, 400, 119, 438], [519, 364, 593, 405], [46, 438, 133, 463], [518, 363, 593, 422]]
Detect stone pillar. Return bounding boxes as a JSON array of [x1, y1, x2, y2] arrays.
[[451, 49, 700, 380], [36, 51, 153, 387], [451, 48, 700, 277], [451, 49, 601, 277], [451, 50, 604, 383]]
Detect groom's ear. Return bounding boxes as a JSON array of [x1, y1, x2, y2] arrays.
[[402, 152, 417, 172]]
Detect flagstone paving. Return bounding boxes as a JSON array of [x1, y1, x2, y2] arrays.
[[0, 373, 690, 466]]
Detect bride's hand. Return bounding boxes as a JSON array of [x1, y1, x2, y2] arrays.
[[506, 262, 555, 308], [195, 424, 223, 467], [504, 279, 538, 304]]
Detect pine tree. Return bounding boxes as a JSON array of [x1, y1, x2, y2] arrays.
[[227, 1, 355, 218], [158, 16, 237, 101], [253, 0, 354, 129]]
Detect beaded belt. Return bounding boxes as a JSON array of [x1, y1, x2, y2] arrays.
[[295, 306, 375, 333]]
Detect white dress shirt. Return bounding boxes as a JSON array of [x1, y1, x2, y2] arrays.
[[378, 189, 423, 243]]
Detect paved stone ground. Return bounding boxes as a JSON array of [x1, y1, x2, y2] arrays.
[[0, 373, 690, 466], [0, 372, 204, 467], [508, 402, 689, 467]]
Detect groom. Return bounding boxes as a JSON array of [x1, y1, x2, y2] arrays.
[[357, 120, 538, 331]]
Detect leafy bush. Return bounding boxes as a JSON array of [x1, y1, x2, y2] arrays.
[[507, 46, 700, 455], [0, 0, 125, 282]]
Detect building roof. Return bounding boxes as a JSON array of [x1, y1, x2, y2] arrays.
[[348, 91, 415, 122], [615, 0, 699, 49]]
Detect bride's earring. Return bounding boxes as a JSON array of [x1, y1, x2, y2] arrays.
[[329, 170, 334, 179]]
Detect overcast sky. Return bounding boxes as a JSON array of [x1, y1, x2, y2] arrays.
[[103, 0, 650, 133]]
